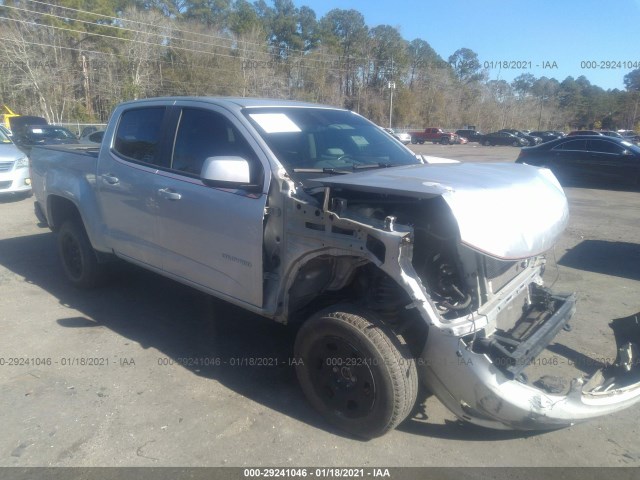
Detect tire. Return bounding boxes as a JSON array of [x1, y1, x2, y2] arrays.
[[440, 137, 449, 145], [294, 305, 418, 439], [418, 140, 425, 144], [57, 220, 104, 289], [411, 137, 417, 144], [512, 140, 519, 147], [483, 140, 491, 146]]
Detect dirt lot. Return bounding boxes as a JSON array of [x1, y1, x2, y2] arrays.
[[0, 143, 639, 467]]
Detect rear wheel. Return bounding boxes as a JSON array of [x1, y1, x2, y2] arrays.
[[294, 305, 418, 439], [483, 140, 491, 146], [57, 220, 105, 289]]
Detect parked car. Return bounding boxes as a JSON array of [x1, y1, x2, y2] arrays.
[[455, 129, 484, 142], [567, 130, 604, 136], [13, 124, 79, 155], [499, 129, 542, 146], [530, 131, 563, 143], [382, 127, 411, 145], [79, 129, 105, 145], [8, 115, 48, 135], [516, 135, 640, 186], [600, 130, 624, 139], [618, 130, 640, 144], [29, 96, 640, 437], [0, 128, 31, 196], [549, 130, 567, 137], [409, 127, 458, 144], [0, 125, 12, 138], [79, 126, 99, 138], [479, 131, 528, 146]]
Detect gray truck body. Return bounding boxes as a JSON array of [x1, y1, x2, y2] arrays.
[[30, 97, 640, 436]]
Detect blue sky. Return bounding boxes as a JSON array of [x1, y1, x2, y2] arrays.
[[293, 0, 640, 91]]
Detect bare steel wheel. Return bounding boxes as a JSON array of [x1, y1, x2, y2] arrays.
[[57, 220, 104, 289], [294, 305, 417, 439]]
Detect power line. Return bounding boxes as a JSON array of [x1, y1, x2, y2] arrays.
[[2, 2, 401, 76], [0, 34, 343, 94], [0, 13, 355, 73], [0, 31, 343, 79], [23, 0, 344, 62], [0, 23, 350, 85]]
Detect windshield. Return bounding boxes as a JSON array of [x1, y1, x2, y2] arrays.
[[243, 107, 419, 182]]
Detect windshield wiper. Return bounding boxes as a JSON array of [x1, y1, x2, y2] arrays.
[[293, 163, 395, 174], [292, 167, 352, 174], [352, 162, 394, 170]]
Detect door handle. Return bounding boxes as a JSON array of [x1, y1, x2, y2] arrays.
[[102, 174, 119, 185], [158, 188, 182, 201]]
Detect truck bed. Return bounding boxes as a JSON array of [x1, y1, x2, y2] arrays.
[[30, 144, 102, 232], [30, 144, 100, 160]]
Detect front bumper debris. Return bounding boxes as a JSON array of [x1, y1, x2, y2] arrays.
[[419, 291, 640, 430]]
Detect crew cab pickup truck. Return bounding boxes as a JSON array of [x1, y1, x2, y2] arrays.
[[30, 97, 640, 438], [409, 127, 458, 145]]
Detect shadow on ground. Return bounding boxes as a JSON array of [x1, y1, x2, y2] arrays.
[[0, 231, 537, 441], [558, 240, 640, 282], [558, 175, 640, 192]]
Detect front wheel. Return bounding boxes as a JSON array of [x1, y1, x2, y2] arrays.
[[57, 220, 105, 289], [294, 305, 418, 439], [440, 137, 450, 145], [512, 140, 520, 147], [483, 140, 491, 146]]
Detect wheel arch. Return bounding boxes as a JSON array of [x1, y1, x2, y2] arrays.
[[47, 195, 82, 232], [283, 254, 428, 354]]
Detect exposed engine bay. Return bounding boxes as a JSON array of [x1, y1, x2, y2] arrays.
[[279, 179, 640, 430]]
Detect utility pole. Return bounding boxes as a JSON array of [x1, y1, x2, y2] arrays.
[[388, 81, 395, 128]]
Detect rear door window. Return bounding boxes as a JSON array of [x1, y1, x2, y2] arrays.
[[588, 139, 624, 155], [113, 107, 167, 167], [553, 139, 587, 151]]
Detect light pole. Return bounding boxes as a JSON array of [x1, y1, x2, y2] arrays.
[[388, 81, 395, 128]]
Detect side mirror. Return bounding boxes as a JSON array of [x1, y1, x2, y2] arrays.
[[200, 156, 260, 191]]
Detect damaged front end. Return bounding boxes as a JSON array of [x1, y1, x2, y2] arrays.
[[313, 162, 640, 430], [422, 306, 640, 430]]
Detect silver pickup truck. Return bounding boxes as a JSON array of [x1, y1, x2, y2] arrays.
[[30, 97, 640, 438]]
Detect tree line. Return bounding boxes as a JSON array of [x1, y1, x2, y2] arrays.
[[1, 0, 639, 133]]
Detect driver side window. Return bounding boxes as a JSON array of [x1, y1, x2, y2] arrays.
[[171, 108, 260, 179]]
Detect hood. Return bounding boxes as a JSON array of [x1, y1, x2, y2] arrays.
[[0, 142, 26, 162], [316, 162, 569, 260]]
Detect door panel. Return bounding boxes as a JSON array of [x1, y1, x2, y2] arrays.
[[155, 106, 267, 307], [586, 139, 637, 182], [97, 154, 162, 266], [550, 139, 588, 181], [155, 173, 266, 306], [97, 107, 169, 267]]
